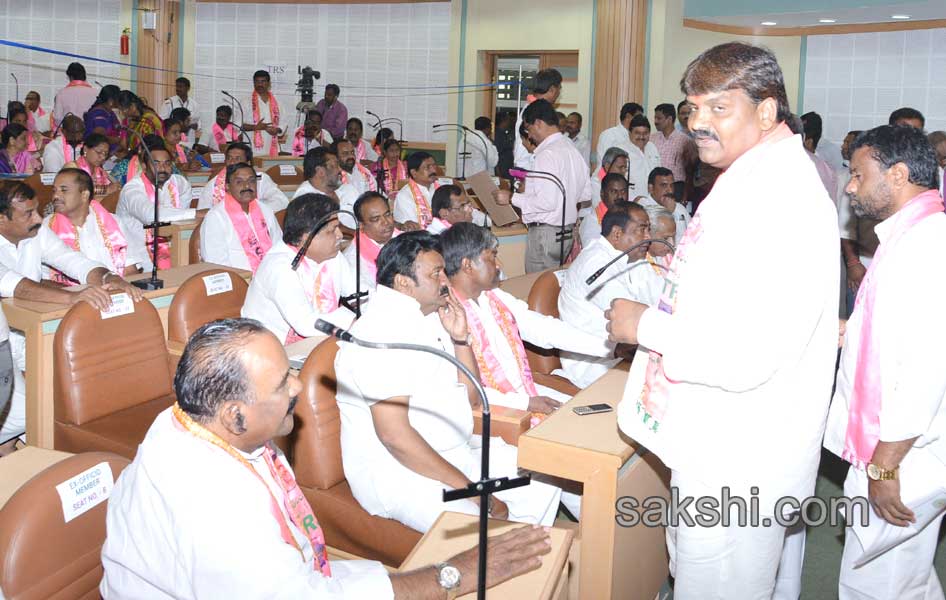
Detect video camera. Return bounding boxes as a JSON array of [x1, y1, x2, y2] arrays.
[[296, 66, 321, 104]]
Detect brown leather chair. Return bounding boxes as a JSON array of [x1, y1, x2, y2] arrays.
[[289, 337, 422, 567], [188, 224, 202, 264], [167, 268, 249, 347], [265, 164, 303, 186], [0, 451, 131, 600], [525, 270, 581, 396], [98, 190, 120, 213], [24, 173, 54, 215], [275, 209, 286, 229], [54, 299, 176, 458]]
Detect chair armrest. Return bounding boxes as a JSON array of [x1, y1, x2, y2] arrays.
[[473, 406, 530, 446], [532, 372, 580, 397]]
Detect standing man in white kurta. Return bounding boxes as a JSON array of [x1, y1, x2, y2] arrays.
[[823, 125, 946, 600], [335, 232, 563, 533], [625, 115, 663, 198], [199, 163, 281, 273], [595, 102, 642, 165], [242, 70, 285, 158], [606, 43, 840, 599]]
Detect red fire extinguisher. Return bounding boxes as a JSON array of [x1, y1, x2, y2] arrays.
[[120, 28, 130, 56]]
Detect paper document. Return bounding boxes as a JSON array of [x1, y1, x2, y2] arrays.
[[465, 171, 519, 226], [852, 487, 946, 567]]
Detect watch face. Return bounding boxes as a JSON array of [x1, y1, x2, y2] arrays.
[[439, 565, 462, 588], [867, 463, 880, 480]]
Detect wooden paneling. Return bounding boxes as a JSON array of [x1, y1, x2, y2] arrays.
[[135, 0, 180, 111], [591, 0, 648, 148], [683, 17, 946, 37]]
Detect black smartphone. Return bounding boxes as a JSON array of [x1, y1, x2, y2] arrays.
[[572, 403, 613, 416]]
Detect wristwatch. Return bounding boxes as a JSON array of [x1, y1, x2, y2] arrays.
[[435, 562, 462, 599], [451, 334, 472, 346], [866, 462, 899, 481]]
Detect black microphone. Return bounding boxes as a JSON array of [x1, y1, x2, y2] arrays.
[[117, 124, 166, 291], [365, 110, 382, 130], [226, 121, 252, 145], [291, 208, 365, 317], [313, 318, 531, 600], [222, 91, 246, 140], [10, 74, 18, 101], [585, 238, 675, 285], [508, 167, 571, 265]]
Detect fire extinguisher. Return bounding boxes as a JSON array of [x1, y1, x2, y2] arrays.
[[120, 28, 130, 56]]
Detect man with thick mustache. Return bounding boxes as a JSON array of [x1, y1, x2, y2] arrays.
[[199, 163, 282, 273], [636, 166, 690, 245], [242, 194, 356, 345], [606, 43, 840, 598]]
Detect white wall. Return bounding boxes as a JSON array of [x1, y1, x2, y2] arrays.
[[803, 28, 946, 146], [193, 2, 450, 143], [0, 0, 132, 112]]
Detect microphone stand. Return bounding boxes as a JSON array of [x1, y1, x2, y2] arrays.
[[290, 209, 366, 318], [509, 168, 570, 266], [365, 110, 382, 131], [222, 92, 248, 144], [10, 73, 17, 101], [120, 126, 166, 290], [226, 121, 252, 145], [378, 117, 404, 146], [313, 319, 531, 600], [433, 124, 491, 179], [585, 238, 675, 285]]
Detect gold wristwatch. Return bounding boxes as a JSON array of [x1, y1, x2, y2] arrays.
[[866, 463, 899, 481]]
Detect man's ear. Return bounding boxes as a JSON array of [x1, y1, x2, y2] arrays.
[[888, 161, 912, 190], [219, 401, 248, 436], [756, 97, 779, 132], [460, 256, 475, 274], [392, 272, 413, 294], [437, 208, 449, 221]]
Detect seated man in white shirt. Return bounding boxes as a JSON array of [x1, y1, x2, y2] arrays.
[[564, 112, 592, 168], [457, 117, 499, 178], [626, 115, 663, 197], [579, 172, 630, 247], [393, 152, 440, 231], [197, 142, 289, 211], [559, 202, 652, 388], [335, 231, 564, 533], [427, 184, 474, 234], [101, 317, 551, 599], [44, 168, 152, 282], [632, 205, 676, 307], [294, 146, 359, 234], [443, 222, 612, 411], [333, 138, 376, 195], [199, 163, 281, 273], [41, 114, 85, 173], [636, 166, 689, 244], [343, 192, 397, 293], [206, 104, 239, 152], [580, 146, 629, 215], [243, 193, 356, 345], [346, 117, 378, 164], [0, 180, 144, 449]]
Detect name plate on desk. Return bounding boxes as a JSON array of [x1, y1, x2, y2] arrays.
[[40, 173, 56, 186], [203, 272, 233, 296], [210, 153, 225, 163], [191, 187, 203, 201], [100, 293, 134, 320], [55, 462, 114, 523], [437, 177, 455, 187], [279, 164, 297, 176]]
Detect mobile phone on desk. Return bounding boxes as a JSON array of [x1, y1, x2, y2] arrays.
[[572, 403, 613, 416]]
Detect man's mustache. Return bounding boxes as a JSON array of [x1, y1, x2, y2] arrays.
[[28, 223, 41, 233], [286, 395, 298, 416], [439, 286, 449, 297], [691, 129, 719, 142]]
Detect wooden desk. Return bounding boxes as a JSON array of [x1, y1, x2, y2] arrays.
[[0, 447, 72, 508], [491, 223, 528, 280], [157, 218, 203, 267], [399, 511, 573, 600], [517, 369, 670, 600], [254, 156, 303, 172], [4, 263, 251, 449]]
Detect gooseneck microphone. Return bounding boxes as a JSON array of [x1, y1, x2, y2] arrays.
[[585, 238, 676, 285], [313, 318, 530, 600]]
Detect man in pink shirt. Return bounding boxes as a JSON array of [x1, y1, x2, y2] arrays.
[[651, 103, 691, 201], [52, 63, 98, 127], [315, 84, 348, 141]]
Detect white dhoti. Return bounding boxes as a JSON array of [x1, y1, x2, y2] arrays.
[[349, 435, 561, 534], [838, 451, 946, 600]]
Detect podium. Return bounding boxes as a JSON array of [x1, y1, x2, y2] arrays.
[[517, 369, 671, 599]]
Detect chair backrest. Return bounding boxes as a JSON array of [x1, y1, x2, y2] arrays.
[[526, 270, 564, 375], [188, 224, 202, 264], [167, 268, 250, 345], [275, 209, 286, 229], [97, 190, 120, 213], [0, 451, 131, 600], [265, 164, 303, 185], [290, 338, 345, 490], [54, 297, 174, 426], [24, 173, 54, 215]]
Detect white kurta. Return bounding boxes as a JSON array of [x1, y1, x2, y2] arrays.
[[117, 175, 196, 225], [393, 181, 433, 227], [41, 208, 152, 278], [456, 129, 498, 177], [100, 408, 393, 599], [334, 285, 562, 533], [823, 207, 946, 599], [341, 236, 382, 293], [636, 194, 690, 245], [243, 94, 283, 155], [199, 200, 281, 271], [595, 124, 635, 164], [570, 133, 592, 168], [626, 142, 662, 198], [342, 166, 374, 196], [197, 172, 289, 212], [241, 240, 355, 343], [558, 236, 649, 388], [42, 138, 81, 174], [292, 181, 358, 230], [158, 95, 201, 131]]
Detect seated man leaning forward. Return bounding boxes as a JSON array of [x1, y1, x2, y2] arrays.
[[100, 318, 553, 599], [242, 193, 356, 345], [335, 231, 564, 533]]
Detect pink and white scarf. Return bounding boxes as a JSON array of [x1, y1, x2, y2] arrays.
[[212, 122, 237, 149], [251, 91, 280, 158], [223, 193, 273, 273], [48, 200, 128, 284], [284, 250, 338, 345]]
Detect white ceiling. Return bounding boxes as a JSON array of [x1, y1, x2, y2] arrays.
[[695, 0, 946, 28]]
